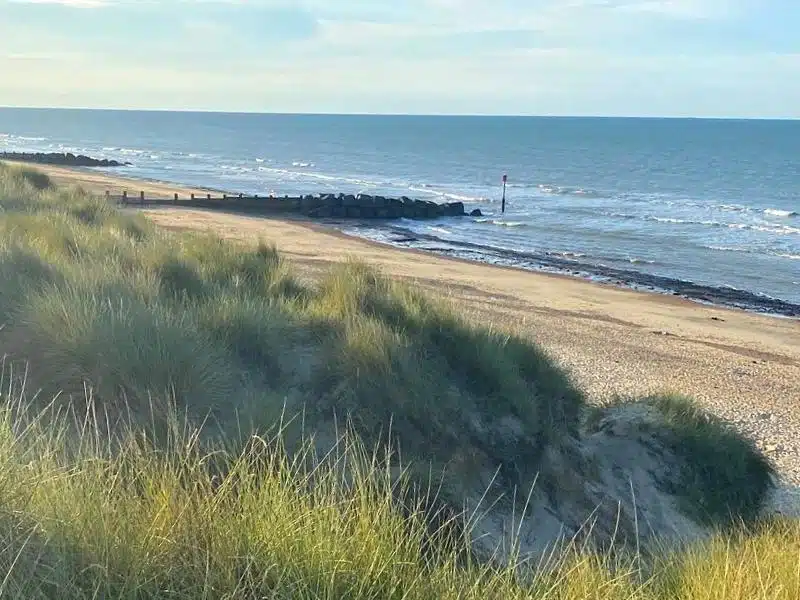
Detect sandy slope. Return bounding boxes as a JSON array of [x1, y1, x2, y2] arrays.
[[14, 163, 800, 491]]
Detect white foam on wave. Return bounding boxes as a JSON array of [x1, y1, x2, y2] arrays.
[[765, 208, 798, 218], [427, 226, 451, 235], [704, 246, 800, 261], [751, 224, 800, 235], [645, 215, 800, 235], [474, 218, 526, 228], [252, 165, 486, 204], [537, 183, 600, 198], [705, 245, 750, 253], [407, 185, 486, 203], [292, 161, 315, 168], [604, 212, 638, 220], [444, 192, 487, 202], [220, 165, 254, 173], [715, 203, 749, 212], [259, 165, 372, 188], [650, 216, 689, 225], [118, 148, 148, 155], [0, 133, 48, 142]]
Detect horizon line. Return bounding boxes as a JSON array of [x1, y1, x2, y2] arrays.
[[0, 105, 798, 122]]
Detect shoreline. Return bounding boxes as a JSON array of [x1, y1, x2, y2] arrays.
[[339, 222, 800, 318], [15, 161, 799, 319]]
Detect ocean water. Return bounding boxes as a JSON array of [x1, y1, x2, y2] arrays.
[[1, 108, 798, 309]]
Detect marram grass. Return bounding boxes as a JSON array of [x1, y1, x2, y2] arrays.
[[0, 162, 794, 598], [0, 388, 796, 600]]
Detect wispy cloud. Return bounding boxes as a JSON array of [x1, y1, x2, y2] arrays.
[[6, 0, 106, 7]]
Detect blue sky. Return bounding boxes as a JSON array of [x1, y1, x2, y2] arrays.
[[1, 0, 798, 117]]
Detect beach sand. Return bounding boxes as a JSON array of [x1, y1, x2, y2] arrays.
[[16, 163, 800, 487]]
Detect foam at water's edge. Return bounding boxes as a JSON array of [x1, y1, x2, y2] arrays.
[[339, 223, 800, 318]]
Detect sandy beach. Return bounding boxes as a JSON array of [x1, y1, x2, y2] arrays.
[[17, 162, 800, 486]]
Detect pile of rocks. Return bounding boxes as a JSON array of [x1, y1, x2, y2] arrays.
[[0, 152, 130, 168], [299, 193, 482, 219]]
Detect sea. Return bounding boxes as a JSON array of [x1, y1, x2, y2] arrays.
[[1, 108, 798, 315]]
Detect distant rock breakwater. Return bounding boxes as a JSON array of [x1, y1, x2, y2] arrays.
[[0, 152, 130, 168], [131, 192, 483, 220], [298, 193, 481, 219]]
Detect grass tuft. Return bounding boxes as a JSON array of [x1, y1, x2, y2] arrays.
[[640, 394, 777, 527]]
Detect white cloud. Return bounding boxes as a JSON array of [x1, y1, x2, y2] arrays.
[[604, 0, 741, 18]]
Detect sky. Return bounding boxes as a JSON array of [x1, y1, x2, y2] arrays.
[[1, 0, 798, 117]]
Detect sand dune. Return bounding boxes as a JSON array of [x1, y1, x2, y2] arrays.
[[23, 162, 800, 486]]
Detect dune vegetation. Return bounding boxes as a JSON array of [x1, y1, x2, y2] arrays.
[[0, 161, 796, 599]]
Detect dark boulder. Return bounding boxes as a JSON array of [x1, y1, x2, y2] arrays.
[[424, 201, 441, 218], [443, 201, 465, 216], [322, 193, 340, 205], [412, 200, 428, 218], [470, 209, 483, 217], [300, 195, 321, 211], [309, 206, 333, 218]]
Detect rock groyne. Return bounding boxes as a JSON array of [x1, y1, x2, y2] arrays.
[[0, 152, 130, 168], [122, 191, 484, 220], [299, 193, 481, 219]]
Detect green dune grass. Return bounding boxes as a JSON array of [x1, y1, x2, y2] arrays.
[[0, 161, 795, 599]]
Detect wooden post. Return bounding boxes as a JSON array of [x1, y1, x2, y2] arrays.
[[140, 191, 145, 206], [207, 193, 211, 201], [122, 190, 128, 204], [174, 193, 178, 205], [501, 174, 507, 214], [223, 194, 227, 200], [191, 193, 195, 200]]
